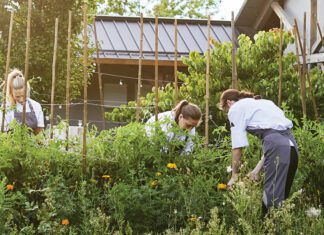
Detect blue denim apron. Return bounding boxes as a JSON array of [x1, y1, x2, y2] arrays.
[[247, 128, 299, 210], [14, 100, 38, 130]]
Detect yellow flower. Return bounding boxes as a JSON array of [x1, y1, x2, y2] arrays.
[[217, 183, 227, 190], [6, 184, 14, 191], [61, 219, 70, 225], [189, 215, 197, 222], [150, 180, 158, 188], [155, 172, 162, 177], [102, 175, 111, 179], [167, 163, 177, 169]]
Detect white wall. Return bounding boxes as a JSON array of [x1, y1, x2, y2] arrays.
[[284, 0, 322, 52]]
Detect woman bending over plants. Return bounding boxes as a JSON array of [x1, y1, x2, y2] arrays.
[[0, 69, 44, 135], [145, 100, 202, 154], [219, 89, 298, 216]]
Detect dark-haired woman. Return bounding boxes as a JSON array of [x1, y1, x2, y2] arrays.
[[145, 100, 202, 154], [219, 89, 298, 216]]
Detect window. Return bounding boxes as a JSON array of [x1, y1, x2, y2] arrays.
[[104, 83, 127, 108]]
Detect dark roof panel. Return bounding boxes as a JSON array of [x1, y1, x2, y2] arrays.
[[91, 15, 236, 61]]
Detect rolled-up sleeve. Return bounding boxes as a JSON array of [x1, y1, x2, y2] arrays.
[[228, 109, 249, 149]]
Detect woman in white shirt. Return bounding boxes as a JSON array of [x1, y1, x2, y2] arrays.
[[219, 89, 298, 216], [146, 100, 202, 154], [1, 69, 44, 135]]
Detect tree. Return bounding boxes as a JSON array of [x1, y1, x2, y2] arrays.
[[98, 0, 222, 18], [0, 0, 102, 106], [151, 0, 221, 18]]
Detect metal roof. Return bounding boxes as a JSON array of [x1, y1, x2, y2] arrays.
[[89, 16, 237, 61]]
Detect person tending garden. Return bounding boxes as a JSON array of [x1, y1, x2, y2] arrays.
[[145, 100, 202, 154], [219, 88, 299, 216], [0, 69, 44, 135]]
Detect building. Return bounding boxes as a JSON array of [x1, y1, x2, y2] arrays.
[[57, 16, 236, 130], [236, 0, 324, 67]]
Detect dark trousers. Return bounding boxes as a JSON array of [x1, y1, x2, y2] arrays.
[[262, 147, 298, 217]]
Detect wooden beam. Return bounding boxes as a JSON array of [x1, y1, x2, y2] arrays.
[[96, 58, 186, 67], [299, 52, 324, 64], [253, 0, 274, 30], [271, 1, 293, 30], [310, 0, 317, 47], [311, 37, 324, 54]]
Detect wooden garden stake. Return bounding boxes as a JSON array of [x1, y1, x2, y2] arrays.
[[93, 17, 106, 128], [22, 0, 32, 125], [82, 5, 88, 173], [1, 12, 14, 133], [205, 15, 211, 149], [278, 18, 283, 107], [317, 20, 323, 45], [50, 18, 59, 139], [174, 19, 179, 105], [65, 10, 72, 150], [154, 15, 159, 122], [231, 11, 238, 89], [294, 18, 307, 117], [136, 13, 144, 122]]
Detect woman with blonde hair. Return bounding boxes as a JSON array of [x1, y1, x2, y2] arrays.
[[1, 69, 44, 134], [146, 100, 202, 154]]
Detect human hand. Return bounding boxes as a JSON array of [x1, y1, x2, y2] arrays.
[[248, 170, 260, 182], [227, 174, 238, 189]]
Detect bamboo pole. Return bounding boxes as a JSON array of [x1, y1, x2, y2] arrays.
[[22, 0, 32, 125], [294, 18, 307, 117], [303, 17, 319, 120], [136, 13, 144, 122], [205, 15, 211, 149], [278, 18, 283, 107], [50, 18, 59, 139], [154, 15, 159, 122], [65, 10, 72, 150], [174, 19, 178, 105], [231, 11, 238, 89], [82, 5, 88, 173], [1, 12, 14, 133], [93, 17, 106, 128], [293, 26, 303, 112]]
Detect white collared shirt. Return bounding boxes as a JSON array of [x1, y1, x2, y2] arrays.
[[145, 111, 196, 153], [228, 98, 293, 149], [0, 98, 44, 131]]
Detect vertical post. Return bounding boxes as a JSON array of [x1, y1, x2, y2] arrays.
[[154, 15, 159, 122], [231, 11, 238, 89], [93, 17, 106, 129], [310, 0, 317, 47], [294, 18, 307, 117], [293, 26, 303, 114], [205, 15, 211, 149], [1, 12, 14, 133], [82, 5, 88, 173], [136, 13, 144, 122], [22, 0, 32, 125], [174, 19, 178, 105], [50, 18, 59, 139], [65, 10, 72, 150], [278, 18, 283, 107], [301, 12, 307, 118]]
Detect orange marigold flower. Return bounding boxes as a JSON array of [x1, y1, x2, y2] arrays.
[[217, 183, 227, 190], [167, 163, 177, 169], [61, 219, 70, 225], [6, 184, 14, 191]]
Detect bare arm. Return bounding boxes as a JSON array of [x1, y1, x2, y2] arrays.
[[228, 147, 242, 187]]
